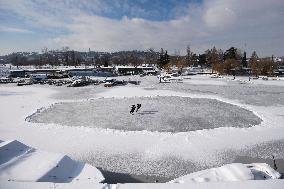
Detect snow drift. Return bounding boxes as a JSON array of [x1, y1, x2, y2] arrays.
[[170, 163, 281, 184], [0, 140, 104, 183]]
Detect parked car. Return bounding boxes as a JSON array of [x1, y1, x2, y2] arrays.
[[68, 79, 89, 87], [17, 78, 33, 86], [128, 80, 141, 85], [114, 80, 128, 86], [104, 79, 116, 87], [259, 76, 268, 80], [30, 74, 47, 82]]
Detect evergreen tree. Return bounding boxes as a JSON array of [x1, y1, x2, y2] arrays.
[[224, 47, 238, 60], [103, 59, 108, 67], [191, 53, 198, 66], [164, 51, 170, 66], [157, 48, 170, 69], [198, 54, 207, 67], [242, 51, 247, 67]]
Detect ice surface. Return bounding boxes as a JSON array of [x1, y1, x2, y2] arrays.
[[136, 76, 284, 106], [28, 96, 261, 132]]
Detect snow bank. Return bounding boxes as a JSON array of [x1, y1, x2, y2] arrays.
[[247, 163, 281, 180], [1, 179, 284, 189], [0, 140, 104, 183], [170, 163, 281, 184]]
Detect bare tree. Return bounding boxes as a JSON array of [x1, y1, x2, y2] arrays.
[[249, 51, 259, 76], [145, 48, 157, 65], [185, 45, 193, 66], [61, 46, 70, 65]]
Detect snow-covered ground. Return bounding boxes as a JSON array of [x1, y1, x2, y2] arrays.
[[1, 75, 284, 183], [0, 140, 104, 183], [1, 180, 284, 189], [170, 163, 280, 183]]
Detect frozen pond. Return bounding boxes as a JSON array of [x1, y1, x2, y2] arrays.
[[28, 96, 261, 132]]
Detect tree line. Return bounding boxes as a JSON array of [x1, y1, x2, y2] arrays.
[[5, 46, 282, 76], [158, 46, 280, 76], [7, 47, 159, 68]]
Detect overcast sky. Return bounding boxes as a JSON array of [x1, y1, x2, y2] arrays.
[[0, 0, 283, 56]]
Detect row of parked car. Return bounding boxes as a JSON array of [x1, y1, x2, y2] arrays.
[[12, 74, 142, 87], [67, 78, 141, 87]]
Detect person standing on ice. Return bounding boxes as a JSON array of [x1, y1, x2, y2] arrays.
[[136, 104, 141, 112], [130, 105, 136, 114]]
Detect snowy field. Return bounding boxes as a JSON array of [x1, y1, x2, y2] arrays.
[[1, 75, 284, 182]]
